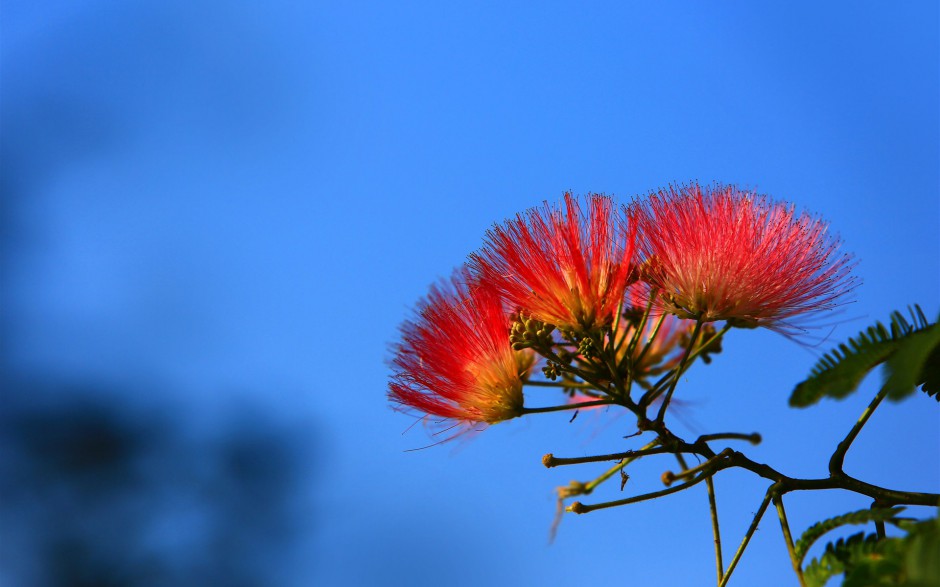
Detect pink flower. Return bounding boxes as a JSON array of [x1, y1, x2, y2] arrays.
[[634, 183, 856, 330], [388, 270, 531, 426], [470, 193, 636, 332]]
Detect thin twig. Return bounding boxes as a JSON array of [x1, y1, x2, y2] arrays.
[[568, 468, 720, 514], [706, 476, 723, 586], [524, 380, 597, 390], [550, 458, 633, 543], [718, 488, 773, 587], [656, 319, 703, 423], [542, 446, 675, 468], [627, 289, 661, 360], [521, 399, 615, 415], [668, 449, 733, 484], [774, 494, 806, 587], [632, 313, 666, 365], [592, 329, 630, 399], [829, 384, 890, 475], [584, 439, 661, 493], [697, 432, 762, 445], [640, 321, 730, 409]]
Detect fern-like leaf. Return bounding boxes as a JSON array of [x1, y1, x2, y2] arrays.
[[803, 532, 883, 587], [803, 517, 940, 587], [790, 306, 935, 407], [884, 319, 940, 402], [795, 507, 905, 563], [902, 516, 940, 586], [918, 342, 940, 401]]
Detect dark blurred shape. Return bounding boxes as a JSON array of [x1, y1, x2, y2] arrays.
[[0, 377, 316, 587]]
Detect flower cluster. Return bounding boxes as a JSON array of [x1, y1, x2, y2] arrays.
[[389, 183, 856, 431], [634, 183, 857, 330], [388, 270, 531, 427], [470, 192, 636, 331]]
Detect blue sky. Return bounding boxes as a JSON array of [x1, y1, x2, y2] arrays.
[[2, 2, 938, 585]]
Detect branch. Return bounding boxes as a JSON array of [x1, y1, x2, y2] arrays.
[[774, 494, 806, 587], [718, 488, 773, 587], [523, 380, 597, 390], [543, 445, 676, 468], [521, 399, 615, 415], [568, 466, 721, 514], [697, 432, 762, 445], [656, 319, 703, 424], [829, 384, 889, 475], [706, 476, 724, 586]]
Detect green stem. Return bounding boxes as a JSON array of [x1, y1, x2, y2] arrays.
[[583, 440, 660, 494], [524, 380, 597, 390], [706, 476, 724, 587], [774, 494, 806, 587], [568, 468, 720, 514], [625, 288, 659, 359], [719, 488, 773, 587], [671, 449, 733, 484], [656, 319, 703, 423], [592, 330, 630, 400], [581, 460, 627, 494], [829, 384, 890, 476], [540, 347, 626, 407], [611, 297, 625, 346], [641, 322, 730, 410], [569, 440, 657, 497], [521, 399, 614, 415], [632, 312, 667, 366], [674, 452, 690, 471]]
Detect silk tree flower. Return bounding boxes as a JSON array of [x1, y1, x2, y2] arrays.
[[633, 183, 857, 330], [470, 193, 637, 332], [388, 270, 532, 427]]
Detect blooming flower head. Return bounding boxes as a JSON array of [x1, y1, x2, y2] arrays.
[[470, 193, 636, 332], [633, 183, 856, 330], [388, 269, 531, 427]]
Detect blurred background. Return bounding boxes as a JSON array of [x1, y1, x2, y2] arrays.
[[1, 2, 937, 586]]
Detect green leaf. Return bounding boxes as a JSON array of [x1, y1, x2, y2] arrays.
[[795, 507, 905, 563], [918, 343, 940, 400], [804, 515, 940, 587], [884, 321, 940, 402], [842, 552, 903, 587], [790, 306, 935, 408], [903, 517, 940, 587], [803, 532, 882, 587]]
